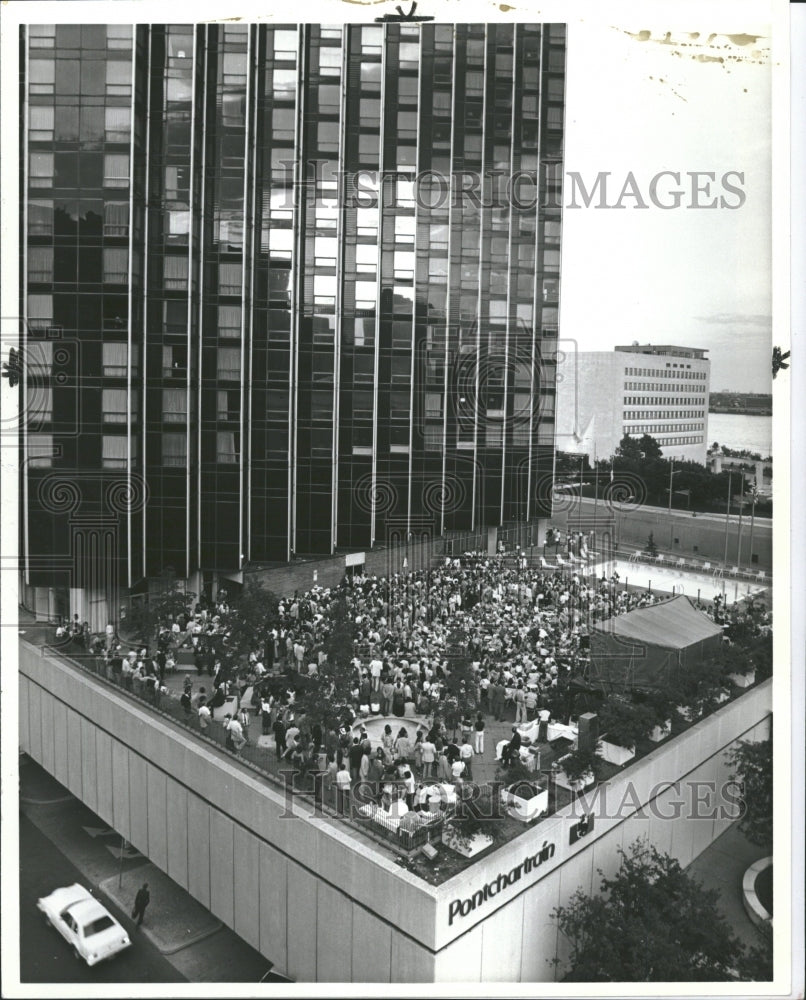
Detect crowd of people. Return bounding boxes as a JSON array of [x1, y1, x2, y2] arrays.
[[86, 548, 771, 817]]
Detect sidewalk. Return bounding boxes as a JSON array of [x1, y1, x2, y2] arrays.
[[686, 822, 770, 952], [19, 757, 287, 983], [99, 865, 222, 956]]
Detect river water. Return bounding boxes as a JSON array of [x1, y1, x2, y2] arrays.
[[707, 412, 772, 457]]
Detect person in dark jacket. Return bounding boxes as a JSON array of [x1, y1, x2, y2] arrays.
[[131, 883, 150, 927], [273, 713, 287, 759], [501, 725, 522, 766]]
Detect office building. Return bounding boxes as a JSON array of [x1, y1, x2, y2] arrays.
[[20, 21, 566, 626], [555, 343, 710, 465]]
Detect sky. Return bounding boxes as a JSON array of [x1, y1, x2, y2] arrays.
[[561, 20, 773, 393]]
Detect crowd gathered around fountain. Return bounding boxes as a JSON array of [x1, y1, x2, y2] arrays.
[[82, 544, 771, 820]]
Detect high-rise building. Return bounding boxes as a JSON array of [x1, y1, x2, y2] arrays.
[[555, 343, 711, 465], [20, 22, 566, 626]]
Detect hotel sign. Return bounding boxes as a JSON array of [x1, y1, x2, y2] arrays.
[[448, 841, 556, 925]]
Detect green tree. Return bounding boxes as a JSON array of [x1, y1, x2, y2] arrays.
[[443, 628, 478, 721], [615, 434, 642, 462], [553, 839, 766, 981], [217, 578, 280, 655], [637, 433, 663, 461], [121, 570, 196, 646], [727, 737, 773, 846], [645, 532, 658, 558], [295, 588, 356, 730]]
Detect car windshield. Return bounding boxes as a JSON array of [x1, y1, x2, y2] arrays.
[[83, 915, 115, 937]]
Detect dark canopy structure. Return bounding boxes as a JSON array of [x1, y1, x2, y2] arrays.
[[588, 595, 723, 693]]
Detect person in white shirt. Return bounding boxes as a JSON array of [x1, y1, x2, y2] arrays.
[[451, 759, 465, 782], [198, 699, 211, 730], [225, 715, 245, 753], [369, 656, 383, 691], [335, 763, 351, 814], [459, 738, 474, 780], [401, 769, 416, 808]]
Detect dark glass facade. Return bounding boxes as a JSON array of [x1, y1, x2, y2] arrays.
[[21, 22, 566, 614]]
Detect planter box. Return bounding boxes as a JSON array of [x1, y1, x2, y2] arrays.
[[598, 739, 636, 766], [500, 781, 548, 823], [441, 823, 494, 858], [648, 719, 672, 743], [553, 757, 595, 792], [728, 670, 756, 689]]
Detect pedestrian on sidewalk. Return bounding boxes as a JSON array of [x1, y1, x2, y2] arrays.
[[131, 882, 150, 927]]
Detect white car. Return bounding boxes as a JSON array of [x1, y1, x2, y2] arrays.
[[37, 883, 131, 966]]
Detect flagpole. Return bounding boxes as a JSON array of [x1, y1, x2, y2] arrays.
[[736, 470, 745, 569], [593, 446, 598, 539], [723, 472, 733, 570]]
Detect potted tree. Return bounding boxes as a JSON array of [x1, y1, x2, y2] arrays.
[[498, 761, 549, 823], [674, 657, 732, 722], [641, 687, 675, 742], [553, 746, 599, 792], [597, 697, 655, 765], [726, 646, 756, 689], [442, 785, 501, 857]]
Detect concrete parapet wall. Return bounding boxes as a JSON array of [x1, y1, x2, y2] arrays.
[[18, 640, 438, 982], [18, 639, 771, 982]]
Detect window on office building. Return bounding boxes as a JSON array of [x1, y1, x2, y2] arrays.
[[102, 342, 128, 377], [29, 58, 55, 95], [102, 435, 128, 469], [103, 202, 129, 236], [102, 388, 128, 423], [218, 346, 241, 381], [162, 388, 187, 423], [164, 255, 189, 290], [162, 432, 187, 467], [104, 106, 130, 142], [29, 152, 54, 187], [106, 24, 132, 49], [27, 247, 54, 284], [162, 344, 187, 378], [29, 105, 55, 141], [217, 431, 239, 464], [217, 304, 242, 339], [29, 200, 54, 236], [28, 433, 55, 468], [218, 261, 242, 295], [103, 153, 130, 187], [27, 294, 53, 330], [103, 248, 128, 283]]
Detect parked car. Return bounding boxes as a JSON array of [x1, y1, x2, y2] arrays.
[[37, 883, 131, 966]]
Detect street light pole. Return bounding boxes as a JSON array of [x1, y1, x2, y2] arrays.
[[667, 456, 674, 519], [748, 483, 758, 567], [736, 472, 745, 568], [723, 471, 733, 570]]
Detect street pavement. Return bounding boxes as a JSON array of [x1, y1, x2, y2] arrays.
[[19, 812, 184, 985], [18, 756, 285, 984]]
